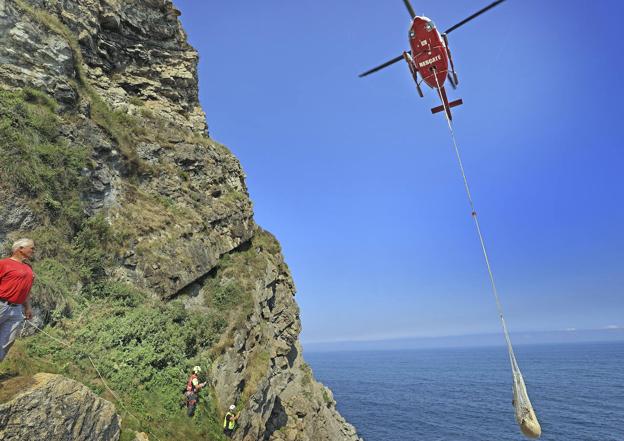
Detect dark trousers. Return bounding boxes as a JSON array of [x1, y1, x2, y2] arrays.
[[185, 392, 198, 417]]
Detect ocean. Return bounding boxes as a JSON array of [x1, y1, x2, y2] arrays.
[[305, 342, 624, 441]]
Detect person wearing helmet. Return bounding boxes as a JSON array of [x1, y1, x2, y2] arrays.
[[223, 404, 240, 437], [184, 366, 207, 417]]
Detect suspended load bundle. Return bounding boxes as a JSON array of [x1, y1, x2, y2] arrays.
[[511, 351, 541, 438]]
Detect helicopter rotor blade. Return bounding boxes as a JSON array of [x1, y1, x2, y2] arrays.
[[359, 54, 405, 78], [443, 0, 506, 35], [402, 0, 417, 19]]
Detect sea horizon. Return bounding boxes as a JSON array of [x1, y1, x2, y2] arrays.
[[306, 341, 624, 441], [302, 327, 624, 353]]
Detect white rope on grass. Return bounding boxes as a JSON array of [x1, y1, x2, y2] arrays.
[[21, 316, 163, 441]]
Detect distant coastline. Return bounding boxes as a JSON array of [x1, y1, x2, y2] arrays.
[[303, 328, 624, 352]]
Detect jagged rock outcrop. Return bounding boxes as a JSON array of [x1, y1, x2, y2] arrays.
[[0, 373, 120, 440], [1, 0, 255, 298], [206, 235, 361, 441], [0, 1, 362, 440], [0, 0, 77, 104], [0, 184, 38, 241], [0, 0, 204, 131]]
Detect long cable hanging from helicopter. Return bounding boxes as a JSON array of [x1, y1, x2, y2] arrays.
[[359, 1, 542, 439], [431, 67, 541, 439]]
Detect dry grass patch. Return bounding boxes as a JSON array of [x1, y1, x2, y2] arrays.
[[0, 375, 34, 404]]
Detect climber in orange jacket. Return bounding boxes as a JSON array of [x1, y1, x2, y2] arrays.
[[184, 365, 207, 417]]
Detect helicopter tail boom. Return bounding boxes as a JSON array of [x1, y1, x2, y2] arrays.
[[431, 86, 463, 120]]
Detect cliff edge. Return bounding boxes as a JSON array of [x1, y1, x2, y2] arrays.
[[0, 0, 361, 439]]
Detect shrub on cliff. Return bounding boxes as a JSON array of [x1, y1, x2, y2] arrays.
[[0, 88, 231, 439]]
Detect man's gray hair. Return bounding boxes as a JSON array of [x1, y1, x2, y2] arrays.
[[11, 238, 34, 254]]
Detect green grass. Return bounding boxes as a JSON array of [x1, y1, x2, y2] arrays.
[[0, 228, 280, 440], [0, 87, 223, 438], [0, 88, 88, 227], [2, 283, 229, 440]]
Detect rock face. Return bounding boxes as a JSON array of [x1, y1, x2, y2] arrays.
[[0, 1, 362, 440], [207, 233, 361, 441], [1, 0, 255, 298], [0, 373, 120, 440], [0, 0, 204, 131], [0, 184, 38, 243], [0, 0, 77, 104]]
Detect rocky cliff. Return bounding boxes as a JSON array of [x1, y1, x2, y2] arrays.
[[0, 1, 361, 440], [0, 373, 120, 440]]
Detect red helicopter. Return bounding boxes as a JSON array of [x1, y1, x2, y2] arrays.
[[360, 0, 506, 120]]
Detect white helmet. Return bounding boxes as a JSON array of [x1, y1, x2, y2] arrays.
[[192, 366, 201, 374], [229, 404, 236, 411]]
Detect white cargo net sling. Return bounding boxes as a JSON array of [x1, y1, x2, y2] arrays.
[[432, 71, 541, 439]]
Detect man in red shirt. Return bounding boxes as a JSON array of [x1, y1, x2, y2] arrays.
[[0, 238, 35, 361]]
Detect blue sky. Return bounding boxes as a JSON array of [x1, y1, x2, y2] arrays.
[[174, 0, 624, 345]]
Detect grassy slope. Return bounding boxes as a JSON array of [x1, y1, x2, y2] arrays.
[[0, 86, 270, 440]]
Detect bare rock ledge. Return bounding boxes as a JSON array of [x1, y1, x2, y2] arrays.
[[0, 373, 120, 441]]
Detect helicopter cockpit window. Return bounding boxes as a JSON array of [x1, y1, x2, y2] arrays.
[[425, 21, 436, 32]]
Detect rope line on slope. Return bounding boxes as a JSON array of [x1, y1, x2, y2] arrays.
[[20, 316, 162, 441]]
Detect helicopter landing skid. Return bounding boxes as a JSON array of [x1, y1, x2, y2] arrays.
[[403, 51, 424, 97]]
